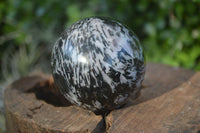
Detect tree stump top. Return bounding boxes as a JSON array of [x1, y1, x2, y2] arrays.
[[4, 63, 200, 133]]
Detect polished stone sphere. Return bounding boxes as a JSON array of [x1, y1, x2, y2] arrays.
[[51, 17, 145, 114]]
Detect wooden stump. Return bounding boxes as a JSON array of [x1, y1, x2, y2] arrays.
[[4, 63, 200, 133]]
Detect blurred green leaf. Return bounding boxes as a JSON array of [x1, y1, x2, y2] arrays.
[[0, 1, 200, 131], [0, 0, 200, 90]]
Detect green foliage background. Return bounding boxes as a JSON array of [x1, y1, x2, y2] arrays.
[[1, 0, 200, 80], [0, 0, 200, 132]]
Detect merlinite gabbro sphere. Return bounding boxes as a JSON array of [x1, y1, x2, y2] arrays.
[[51, 17, 145, 114]]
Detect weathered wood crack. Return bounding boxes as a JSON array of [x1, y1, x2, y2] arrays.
[[5, 63, 200, 133], [27, 104, 44, 119]]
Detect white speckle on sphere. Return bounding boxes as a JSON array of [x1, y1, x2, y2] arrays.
[[78, 55, 88, 64], [114, 94, 129, 104], [51, 17, 145, 113]]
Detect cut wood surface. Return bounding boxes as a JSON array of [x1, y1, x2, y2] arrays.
[[4, 63, 200, 133], [108, 63, 200, 133]]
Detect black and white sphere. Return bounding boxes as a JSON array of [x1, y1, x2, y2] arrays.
[[51, 17, 145, 114]]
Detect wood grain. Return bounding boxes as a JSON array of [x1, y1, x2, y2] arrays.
[[5, 63, 199, 133], [108, 63, 200, 133], [4, 74, 104, 133]]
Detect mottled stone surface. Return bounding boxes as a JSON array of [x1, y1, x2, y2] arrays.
[[51, 17, 145, 114]]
